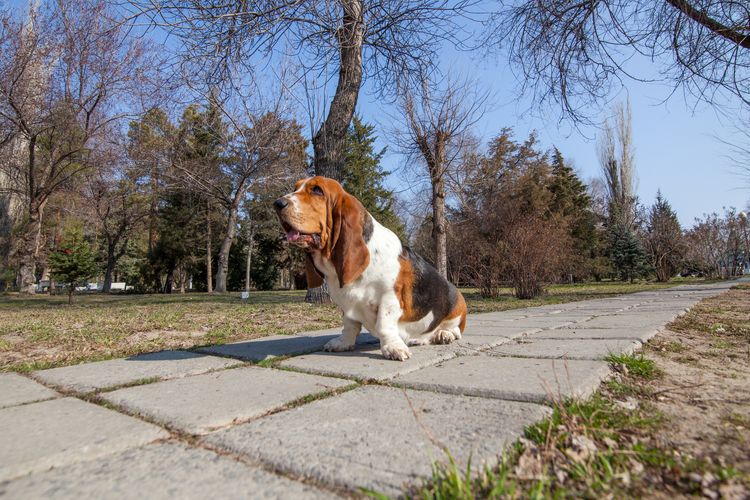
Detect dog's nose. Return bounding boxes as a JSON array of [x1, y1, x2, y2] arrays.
[[274, 198, 288, 211]]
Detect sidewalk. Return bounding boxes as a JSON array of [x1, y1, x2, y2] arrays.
[[0, 282, 734, 498]]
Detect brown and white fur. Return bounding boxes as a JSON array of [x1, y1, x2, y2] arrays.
[[274, 176, 466, 361]]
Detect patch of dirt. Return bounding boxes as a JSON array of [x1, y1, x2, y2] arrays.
[[645, 285, 750, 490]]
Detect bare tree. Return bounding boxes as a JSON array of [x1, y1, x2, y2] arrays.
[[394, 77, 488, 278], [126, 0, 474, 178], [486, 0, 750, 121], [0, 0, 157, 293], [685, 209, 744, 278], [598, 101, 638, 229]]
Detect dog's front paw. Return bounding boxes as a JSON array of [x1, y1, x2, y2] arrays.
[[323, 335, 356, 352], [381, 342, 411, 361]]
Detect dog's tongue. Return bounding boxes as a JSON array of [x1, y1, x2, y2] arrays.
[[286, 229, 300, 242]]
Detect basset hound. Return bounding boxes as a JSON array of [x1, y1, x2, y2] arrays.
[[274, 176, 467, 361]]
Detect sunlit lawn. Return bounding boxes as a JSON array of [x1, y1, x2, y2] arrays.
[[0, 277, 719, 372]]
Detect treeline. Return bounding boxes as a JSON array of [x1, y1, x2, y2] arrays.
[[420, 128, 748, 299], [1, 95, 401, 293], [4, 104, 746, 298]]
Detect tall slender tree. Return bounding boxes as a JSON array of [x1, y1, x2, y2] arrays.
[[126, 0, 473, 179], [598, 101, 637, 230]]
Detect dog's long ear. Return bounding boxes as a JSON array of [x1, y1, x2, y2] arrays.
[[304, 253, 324, 289], [330, 193, 370, 287]]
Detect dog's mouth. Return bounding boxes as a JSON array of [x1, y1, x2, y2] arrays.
[[281, 221, 320, 248]]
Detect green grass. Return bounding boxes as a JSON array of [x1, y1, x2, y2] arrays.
[[605, 353, 661, 379]]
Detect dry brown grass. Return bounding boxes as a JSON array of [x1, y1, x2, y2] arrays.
[[0, 291, 340, 372]]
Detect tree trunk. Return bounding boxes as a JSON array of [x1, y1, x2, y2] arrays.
[[306, 0, 364, 303], [206, 200, 213, 293], [431, 174, 447, 278], [16, 199, 47, 294], [245, 232, 253, 292], [179, 265, 186, 294], [148, 163, 159, 254], [214, 199, 240, 293], [164, 267, 174, 294], [102, 243, 116, 293], [311, 0, 365, 179]]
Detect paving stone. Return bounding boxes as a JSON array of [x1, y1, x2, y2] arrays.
[[462, 318, 539, 342], [0, 441, 332, 500], [456, 333, 519, 350], [560, 313, 677, 331], [33, 351, 242, 394], [205, 385, 550, 496], [530, 327, 647, 340], [0, 397, 168, 481], [629, 303, 691, 313], [280, 343, 458, 381], [566, 304, 629, 315], [102, 366, 351, 434], [294, 326, 342, 337], [196, 331, 378, 362], [0, 373, 58, 409], [495, 316, 586, 329], [469, 310, 531, 321], [487, 337, 642, 360], [396, 355, 612, 403], [553, 322, 668, 342]]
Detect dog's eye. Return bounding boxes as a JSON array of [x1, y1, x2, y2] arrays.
[[311, 186, 324, 196]]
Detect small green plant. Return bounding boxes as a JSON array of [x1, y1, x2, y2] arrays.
[[605, 353, 661, 379], [48, 226, 99, 305]]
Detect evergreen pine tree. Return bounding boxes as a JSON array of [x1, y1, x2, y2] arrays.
[[645, 190, 684, 281], [548, 148, 598, 280], [609, 224, 650, 283], [49, 226, 99, 304], [549, 148, 590, 216], [341, 115, 405, 240]]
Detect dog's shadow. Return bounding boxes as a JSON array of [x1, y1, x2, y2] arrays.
[[124, 332, 382, 363]]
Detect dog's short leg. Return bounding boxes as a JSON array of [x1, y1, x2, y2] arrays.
[[430, 317, 463, 344], [374, 295, 411, 361], [323, 316, 361, 352]]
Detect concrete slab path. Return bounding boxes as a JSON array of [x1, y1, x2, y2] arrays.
[[0, 281, 734, 498]]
